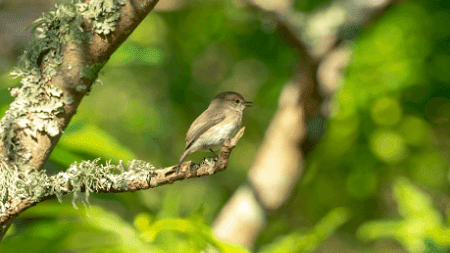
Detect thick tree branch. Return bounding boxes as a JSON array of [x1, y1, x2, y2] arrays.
[[0, 127, 245, 241], [276, 21, 321, 125], [321, 0, 404, 60], [0, 0, 164, 241], [0, 0, 159, 171], [213, 0, 403, 247]]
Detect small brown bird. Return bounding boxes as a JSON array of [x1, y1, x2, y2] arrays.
[[178, 91, 251, 165]]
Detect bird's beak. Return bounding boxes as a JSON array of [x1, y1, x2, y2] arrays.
[[244, 101, 252, 107]]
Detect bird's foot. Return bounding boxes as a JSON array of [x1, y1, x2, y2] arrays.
[[206, 155, 219, 163], [200, 155, 218, 166], [209, 149, 218, 156]]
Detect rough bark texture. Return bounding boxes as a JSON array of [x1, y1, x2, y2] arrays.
[[0, 128, 245, 241], [0, 0, 159, 171], [0, 0, 162, 240]]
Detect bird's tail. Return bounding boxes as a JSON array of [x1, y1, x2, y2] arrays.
[[178, 149, 191, 165]]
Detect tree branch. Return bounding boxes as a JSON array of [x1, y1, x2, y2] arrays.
[[0, 0, 163, 241], [212, 0, 403, 247], [321, 0, 404, 59], [0, 127, 245, 241], [0, 0, 159, 171]]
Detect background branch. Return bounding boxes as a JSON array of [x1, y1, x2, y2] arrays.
[[1, 0, 446, 251], [212, 0, 402, 248]]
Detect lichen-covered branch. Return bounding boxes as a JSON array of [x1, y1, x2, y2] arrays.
[[0, 0, 159, 171], [0, 0, 160, 241], [0, 127, 245, 241]]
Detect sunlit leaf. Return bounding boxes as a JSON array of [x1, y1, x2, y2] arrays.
[[58, 123, 136, 162], [260, 207, 351, 253]]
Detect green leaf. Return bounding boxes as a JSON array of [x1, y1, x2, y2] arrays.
[[142, 218, 250, 253], [58, 123, 136, 162], [259, 207, 351, 253], [83, 206, 164, 253], [357, 178, 447, 253], [49, 146, 85, 167]]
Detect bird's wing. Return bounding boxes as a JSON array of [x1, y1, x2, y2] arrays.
[[184, 109, 225, 151]]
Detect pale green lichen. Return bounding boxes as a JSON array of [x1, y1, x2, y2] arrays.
[[0, 159, 155, 216], [0, 1, 91, 165], [76, 85, 87, 92], [32, 1, 91, 44], [80, 62, 106, 79], [1, 0, 127, 165], [42, 51, 64, 82], [82, 0, 127, 35]]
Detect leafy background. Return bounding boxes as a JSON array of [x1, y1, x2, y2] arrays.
[[1, 0, 450, 252]]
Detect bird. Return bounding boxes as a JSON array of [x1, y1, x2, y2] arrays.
[[178, 91, 251, 165]]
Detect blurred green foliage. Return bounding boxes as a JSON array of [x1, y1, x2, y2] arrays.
[[301, 0, 450, 251], [259, 207, 351, 253], [293, 0, 333, 13], [138, 216, 250, 252], [1, 0, 450, 252], [357, 177, 450, 253]]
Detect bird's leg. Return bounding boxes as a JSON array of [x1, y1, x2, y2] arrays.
[[208, 148, 219, 162]]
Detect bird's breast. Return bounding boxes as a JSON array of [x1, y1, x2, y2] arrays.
[[199, 118, 241, 150]]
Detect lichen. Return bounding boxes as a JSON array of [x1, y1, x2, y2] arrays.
[[82, 0, 127, 35], [0, 1, 92, 165], [0, 159, 155, 216], [80, 62, 106, 79], [1, 0, 127, 165]]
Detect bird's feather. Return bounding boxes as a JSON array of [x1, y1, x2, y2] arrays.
[[184, 109, 225, 151]]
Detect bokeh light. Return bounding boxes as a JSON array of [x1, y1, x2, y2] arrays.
[[370, 130, 406, 164], [1, 0, 450, 252]]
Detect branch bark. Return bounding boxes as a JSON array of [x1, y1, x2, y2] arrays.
[[0, 128, 245, 241], [212, 0, 403, 248], [0, 0, 162, 241], [0, 0, 159, 171]]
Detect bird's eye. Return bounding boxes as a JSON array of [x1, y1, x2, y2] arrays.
[[235, 100, 240, 104]]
